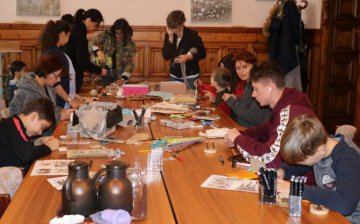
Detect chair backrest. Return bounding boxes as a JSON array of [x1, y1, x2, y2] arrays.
[[336, 125, 357, 140], [0, 167, 23, 218]]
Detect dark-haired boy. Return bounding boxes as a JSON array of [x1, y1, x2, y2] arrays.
[[224, 61, 315, 168], [277, 114, 360, 223], [0, 98, 59, 171]]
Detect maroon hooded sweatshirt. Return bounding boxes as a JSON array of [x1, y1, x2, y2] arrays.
[[234, 88, 315, 168]]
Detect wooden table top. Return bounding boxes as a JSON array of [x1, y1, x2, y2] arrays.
[[0, 96, 350, 224]]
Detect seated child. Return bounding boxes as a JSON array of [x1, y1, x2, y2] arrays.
[[277, 114, 360, 223], [209, 67, 232, 115], [195, 53, 235, 100], [0, 98, 59, 172], [7, 60, 26, 102]]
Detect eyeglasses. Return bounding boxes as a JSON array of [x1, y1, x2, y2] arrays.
[[51, 72, 61, 79]]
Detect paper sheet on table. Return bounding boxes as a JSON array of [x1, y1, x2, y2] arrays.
[[47, 176, 67, 190], [147, 91, 173, 100], [201, 175, 258, 193], [30, 160, 74, 176], [199, 128, 230, 138]]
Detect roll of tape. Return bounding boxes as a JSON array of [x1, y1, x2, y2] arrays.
[[310, 204, 329, 215], [204, 148, 216, 154]]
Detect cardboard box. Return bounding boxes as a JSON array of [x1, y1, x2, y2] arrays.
[[159, 81, 187, 94], [122, 84, 149, 95]]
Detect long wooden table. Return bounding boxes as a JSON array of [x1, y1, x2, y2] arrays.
[[148, 100, 349, 224], [1, 97, 350, 223]]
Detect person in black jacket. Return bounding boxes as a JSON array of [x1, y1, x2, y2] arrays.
[[267, 0, 302, 91], [0, 98, 59, 172], [162, 10, 206, 89], [64, 9, 107, 92]]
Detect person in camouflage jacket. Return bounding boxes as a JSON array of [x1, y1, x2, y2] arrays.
[[89, 18, 136, 85]]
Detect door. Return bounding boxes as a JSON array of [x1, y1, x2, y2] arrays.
[[323, 0, 360, 133]]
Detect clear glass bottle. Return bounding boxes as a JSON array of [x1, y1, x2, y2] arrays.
[[127, 167, 147, 220]]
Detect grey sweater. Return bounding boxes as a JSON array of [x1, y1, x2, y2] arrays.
[[9, 74, 61, 123], [225, 82, 271, 127]]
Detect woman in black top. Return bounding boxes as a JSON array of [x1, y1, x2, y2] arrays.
[[64, 8, 107, 92], [162, 10, 206, 89]]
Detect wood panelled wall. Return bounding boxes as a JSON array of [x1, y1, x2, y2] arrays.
[[0, 24, 272, 82], [0, 24, 322, 113]]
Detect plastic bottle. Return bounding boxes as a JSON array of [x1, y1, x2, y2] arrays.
[[127, 168, 147, 220]]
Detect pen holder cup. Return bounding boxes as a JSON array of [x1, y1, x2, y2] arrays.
[[258, 184, 265, 204], [258, 184, 276, 205], [289, 195, 302, 217]]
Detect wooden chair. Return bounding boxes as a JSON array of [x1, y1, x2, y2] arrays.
[[0, 194, 10, 218], [336, 125, 357, 140]]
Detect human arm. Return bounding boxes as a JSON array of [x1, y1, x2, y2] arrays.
[[42, 136, 59, 151], [162, 32, 176, 60], [6, 121, 52, 163], [233, 121, 280, 165], [120, 40, 136, 81], [54, 84, 80, 108], [225, 96, 271, 127], [60, 108, 75, 121], [302, 152, 360, 215], [71, 26, 105, 75]]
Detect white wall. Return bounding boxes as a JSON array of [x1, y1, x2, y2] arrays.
[[0, 0, 321, 29]]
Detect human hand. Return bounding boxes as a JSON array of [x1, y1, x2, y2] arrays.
[[166, 27, 174, 43], [203, 90, 215, 103], [101, 68, 107, 76], [277, 169, 285, 180], [115, 78, 125, 86], [175, 54, 193, 64], [224, 128, 240, 147], [69, 99, 81, 109], [39, 136, 52, 144], [43, 137, 59, 151], [61, 109, 75, 121], [222, 93, 236, 101], [194, 79, 203, 87], [75, 94, 85, 103], [227, 128, 241, 143], [277, 179, 290, 195], [96, 50, 106, 64]]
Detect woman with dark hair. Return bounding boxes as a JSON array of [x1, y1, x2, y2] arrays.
[[64, 8, 107, 92], [9, 53, 73, 125], [40, 20, 83, 109], [89, 18, 136, 85], [222, 51, 271, 127], [162, 10, 206, 89]]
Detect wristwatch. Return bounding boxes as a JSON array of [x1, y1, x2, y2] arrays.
[[66, 97, 74, 103]]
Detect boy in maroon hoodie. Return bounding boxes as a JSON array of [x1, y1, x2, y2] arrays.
[[224, 61, 315, 168]]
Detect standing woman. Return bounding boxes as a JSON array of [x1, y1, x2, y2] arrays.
[[64, 9, 107, 92], [39, 20, 83, 108], [162, 10, 206, 89], [222, 51, 271, 127], [89, 18, 136, 86]]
